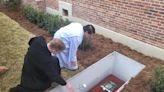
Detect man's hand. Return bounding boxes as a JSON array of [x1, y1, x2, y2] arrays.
[[0, 66, 8, 74], [65, 83, 75, 92]]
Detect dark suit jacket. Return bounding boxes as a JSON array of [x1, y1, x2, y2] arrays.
[[18, 36, 66, 91]]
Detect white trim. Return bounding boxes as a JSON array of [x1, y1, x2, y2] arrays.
[[58, 1, 72, 17], [46, 7, 60, 15]]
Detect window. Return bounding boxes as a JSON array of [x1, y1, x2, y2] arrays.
[[62, 9, 68, 16]]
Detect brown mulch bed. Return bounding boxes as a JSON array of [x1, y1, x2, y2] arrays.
[[0, 6, 163, 92]]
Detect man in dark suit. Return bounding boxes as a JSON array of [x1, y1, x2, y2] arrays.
[[10, 36, 74, 92]]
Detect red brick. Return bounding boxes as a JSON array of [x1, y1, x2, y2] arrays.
[[24, 0, 164, 48]]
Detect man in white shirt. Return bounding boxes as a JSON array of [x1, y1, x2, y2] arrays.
[[53, 22, 95, 70]]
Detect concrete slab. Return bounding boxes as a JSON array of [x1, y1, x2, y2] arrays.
[[49, 51, 145, 92]]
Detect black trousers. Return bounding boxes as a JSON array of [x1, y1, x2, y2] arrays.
[[9, 85, 45, 92]]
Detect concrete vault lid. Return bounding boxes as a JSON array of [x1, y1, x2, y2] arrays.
[[50, 51, 145, 92]]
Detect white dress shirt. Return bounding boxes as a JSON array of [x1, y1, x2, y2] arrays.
[[54, 22, 84, 70]]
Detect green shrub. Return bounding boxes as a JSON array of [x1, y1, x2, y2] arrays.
[[148, 65, 164, 92], [47, 16, 70, 36], [4, 0, 22, 10], [36, 11, 47, 28], [22, 6, 38, 24], [22, 5, 71, 35]]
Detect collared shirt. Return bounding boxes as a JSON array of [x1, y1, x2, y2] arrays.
[[54, 22, 84, 70]]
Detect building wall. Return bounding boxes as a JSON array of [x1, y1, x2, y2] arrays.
[[23, 0, 58, 10], [23, 0, 45, 10], [46, 0, 58, 10], [60, 0, 72, 3], [22, 0, 164, 49], [22, 0, 37, 7], [72, 0, 164, 48]]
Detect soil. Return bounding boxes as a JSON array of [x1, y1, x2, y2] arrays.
[[0, 6, 163, 92]]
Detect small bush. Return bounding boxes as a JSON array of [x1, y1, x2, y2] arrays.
[[4, 0, 22, 10], [47, 16, 70, 36], [22, 5, 70, 35], [46, 15, 61, 33], [22, 6, 38, 24], [36, 11, 47, 28], [148, 65, 164, 92]]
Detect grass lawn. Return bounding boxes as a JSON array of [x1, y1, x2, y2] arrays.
[[0, 12, 33, 92]]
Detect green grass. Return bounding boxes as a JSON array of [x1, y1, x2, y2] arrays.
[[61, 64, 85, 80], [0, 12, 33, 92], [45, 64, 85, 91]]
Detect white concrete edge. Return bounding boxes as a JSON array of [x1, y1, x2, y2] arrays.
[[50, 51, 146, 92], [49, 52, 116, 92], [45, 7, 164, 61]]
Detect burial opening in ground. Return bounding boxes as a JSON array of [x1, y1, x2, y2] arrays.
[[50, 51, 145, 92]]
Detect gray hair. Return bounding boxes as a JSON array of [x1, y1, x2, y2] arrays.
[[49, 38, 65, 51]]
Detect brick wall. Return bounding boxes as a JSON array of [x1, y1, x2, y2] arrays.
[[23, 0, 45, 10], [22, 0, 164, 48], [46, 0, 58, 10], [22, 0, 36, 7], [72, 0, 164, 48], [23, 0, 58, 10], [60, 0, 72, 3]]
